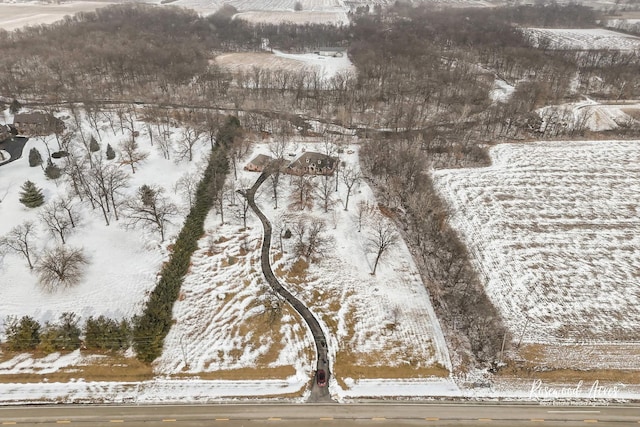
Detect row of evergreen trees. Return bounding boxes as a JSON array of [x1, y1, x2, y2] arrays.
[[131, 116, 237, 363], [3, 313, 131, 353]]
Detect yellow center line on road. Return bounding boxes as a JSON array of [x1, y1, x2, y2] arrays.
[[56, 421, 71, 424], [215, 419, 229, 421], [267, 418, 281, 421], [531, 419, 545, 422], [371, 418, 386, 421], [110, 421, 124, 423], [425, 418, 440, 421], [162, 420, 176, 423], [584, 420, 598, 423], [2, 422, 17, 425], [478, 418, 492, 422], [319, 417, 334, 421]]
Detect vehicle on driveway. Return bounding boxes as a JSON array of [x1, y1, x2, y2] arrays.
[[316, 369, 326, 387]]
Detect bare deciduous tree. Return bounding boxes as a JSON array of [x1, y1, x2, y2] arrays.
[[269, 138, 288, 209], [367, 215, 398, 275], [119, 138, 148, 174], [341, 165, 361, 211], [355, 200, 371, 232], [291, 216, 329, 260], [174, 170, 199, 210], [125, 185, 178, 242], [290, 173, 316, 211], [40, 198, 80, 244], [156, 130, 173, 160], [36, 246, 88, 291], [175, 126, 202, 162], [317, 174, 335, 213], [234, 179, 251, 229], [0, 221, 37, 269]]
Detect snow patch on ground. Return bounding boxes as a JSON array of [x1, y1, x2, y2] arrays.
[[490, 78, 515, 103]]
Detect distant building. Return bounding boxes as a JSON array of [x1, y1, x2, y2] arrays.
[[13, 112, 65, 136], [313, 47, 346, 58], [287, 151, 337, 176]]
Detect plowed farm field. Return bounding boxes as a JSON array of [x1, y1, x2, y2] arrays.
[[433, 140, 640, 367]]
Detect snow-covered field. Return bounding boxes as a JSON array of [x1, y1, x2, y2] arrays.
[[522, 28, 640, 50], [0, 2, 113, 31], [216, 50, 355, 81], [235, 10, 348, 25], [537, 99, 640, 133], [0, 107, 207, 337], [433, 140, 640, 366]]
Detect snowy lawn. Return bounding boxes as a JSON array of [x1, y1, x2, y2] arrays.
[[155, 213, 314, 388], [0, 107, 207, 350], [433, 140, 640, 368]]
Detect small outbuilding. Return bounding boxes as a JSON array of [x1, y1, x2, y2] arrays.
[[245, 154, 274, 172]]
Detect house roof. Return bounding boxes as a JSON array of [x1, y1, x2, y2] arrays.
[[288, 152, 337, 170], [13, 112, 61, 126], [248, 153, 273, 168], [315, 47, 346, 52]]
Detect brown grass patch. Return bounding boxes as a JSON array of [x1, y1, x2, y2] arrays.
[[0, 354, 152, 383], [500, 343, 640, 382], [377, 204, 396, 219], [275, 258, 309, 285], [172, 365, 296, 381], [333, 352, 449, 390]]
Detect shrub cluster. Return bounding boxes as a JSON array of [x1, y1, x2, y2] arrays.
[[2, 313, 131, 353]]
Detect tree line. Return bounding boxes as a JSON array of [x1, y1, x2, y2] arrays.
[[3, 313, 130, 353]]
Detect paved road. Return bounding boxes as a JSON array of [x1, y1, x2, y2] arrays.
[[240, 170, 332, 403], [1, 403, 639, 426], [0, 136, 28, 167]]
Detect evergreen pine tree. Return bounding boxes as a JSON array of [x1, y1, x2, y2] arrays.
[[106, 144, 116, 160], [9, 99, 22, 114], [19, 180, 45, 208], [28, 148, 43, 167], [89, 136, 100, 152], [44, 160, 62, 180], [5, 315, 41, 351]]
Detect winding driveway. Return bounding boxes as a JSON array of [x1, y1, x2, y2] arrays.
[[239, 169, 333, 403], [0, 137, 29, 167]]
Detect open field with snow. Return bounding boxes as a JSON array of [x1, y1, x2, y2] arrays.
[[216, 50, 355, 81], [522, 27, 640, 50], [235, 10, 348, 25], [0, 2, 113, 31], [537, 99, 640, 133], [433, 140, 640, 369]]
